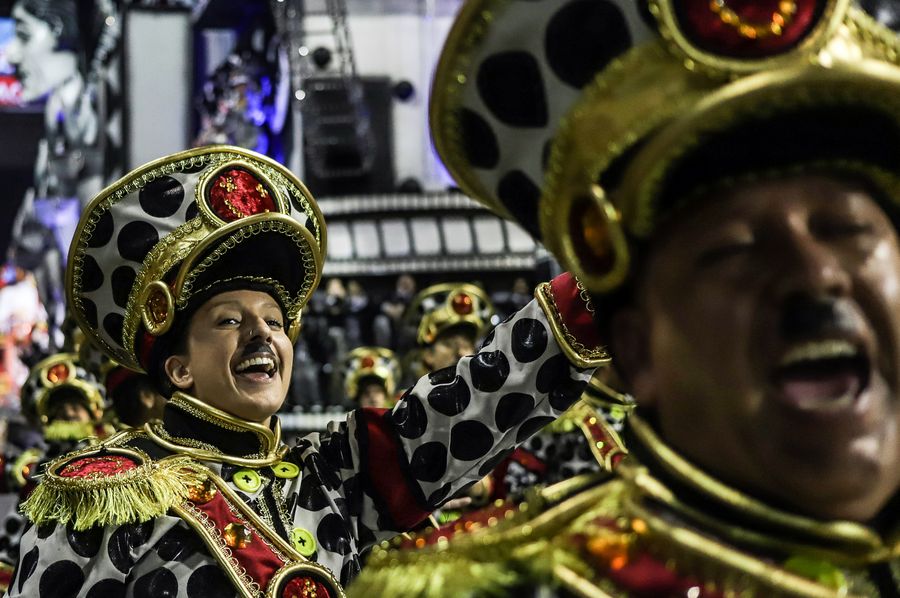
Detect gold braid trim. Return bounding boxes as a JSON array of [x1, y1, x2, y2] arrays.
[[21, 447, 207, 531], [535, 282, 610, 369], [351, 478, 612, 598]]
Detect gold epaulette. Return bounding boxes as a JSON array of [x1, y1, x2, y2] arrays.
[[21, 441, 206, 531]]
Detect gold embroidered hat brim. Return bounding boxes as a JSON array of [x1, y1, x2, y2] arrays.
[[430, 0, 900, 294], [66, 146, 326, 372]]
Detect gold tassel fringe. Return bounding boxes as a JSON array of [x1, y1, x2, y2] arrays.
[[21, 456, 207, 530], [42, 420, 100, 443], [346, 556, 521, 598]]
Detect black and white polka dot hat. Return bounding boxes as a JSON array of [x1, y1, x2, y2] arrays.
[[432, 0, 900, 293], [405, 282, 495, 346], [20, 353, 106, 426], [343, 347, 402, 400], [66, 146, 326, 373]]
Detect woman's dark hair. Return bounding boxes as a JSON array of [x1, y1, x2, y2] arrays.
[[17, 0, 105, 75], [18, 0, 79, 51]]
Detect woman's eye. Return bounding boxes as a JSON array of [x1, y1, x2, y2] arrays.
[[267, 319, 283, 328], [218, 317, 239, 325]]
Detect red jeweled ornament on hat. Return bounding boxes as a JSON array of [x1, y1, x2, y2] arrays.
[[451, 293, 474, 315], [678, 0, 819, 58], [282, 576, 332, 598], [209, 169, 277, 222], [46, 363, 70, 384], [361, 355, 375, 368]]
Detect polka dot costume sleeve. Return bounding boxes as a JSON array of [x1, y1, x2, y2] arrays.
[[6, 515, 195, 598], [359, 273, 606, 521]]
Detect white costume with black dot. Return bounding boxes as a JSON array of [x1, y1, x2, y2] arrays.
[[7, 294, 598, 597]]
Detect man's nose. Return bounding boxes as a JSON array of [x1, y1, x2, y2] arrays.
[[773, 231, 852, 301]]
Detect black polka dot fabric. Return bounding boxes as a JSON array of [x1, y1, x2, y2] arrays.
[[391, 298, 593, 507], [393, 391, 429, 439], [87, 210, 114, 248], [502, 426, 605, 499], [469, 351, 511, 392], [497, 170, 543, 240], [80, 256, 105, 293], [117, 221, 160, 263], [410, 442, 448, 482], [460, 108, 501, 169], [447, 0, 653, 244], [39, 560, 84, 598], [187, 564, 233, 597], [511, 317, 549, 363], [102, 313, 126, 347], [427, 376, 471, 416], [65, 523, 103, 558], [495, 392, 535, 432], [133, 567, 178, 598], [139, 175, 186, 218], [477, 51, 549, 128], [110, 266, 137, 309], [545, 0, 632, 88], [449, 421, 494, 460]]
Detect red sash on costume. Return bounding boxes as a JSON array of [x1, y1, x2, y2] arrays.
[[174, 472, 344, 598]]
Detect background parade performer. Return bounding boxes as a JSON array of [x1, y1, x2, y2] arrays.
[[342, 346, 401, 410]]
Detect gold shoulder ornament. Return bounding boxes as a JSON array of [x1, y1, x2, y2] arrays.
[[21, 439, 206, 531]]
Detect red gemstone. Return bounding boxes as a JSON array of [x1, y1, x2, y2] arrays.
[[451, 293, 474, 315], [360, 356, 375, 369], [282, 576, 331, 598], [208, 168, 277, 222], [678, 0, 819, 59], [47, 363, 70, 384]]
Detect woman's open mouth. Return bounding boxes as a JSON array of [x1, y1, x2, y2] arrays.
[[233, 355, 278, 383]]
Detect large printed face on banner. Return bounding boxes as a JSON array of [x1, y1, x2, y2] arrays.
[[5, 3, 78, 103], [0, 19, 22, 105]]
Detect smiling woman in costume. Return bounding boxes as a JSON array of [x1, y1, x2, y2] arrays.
[[5, 145, 604, 597], [349, 0, 900, 596]]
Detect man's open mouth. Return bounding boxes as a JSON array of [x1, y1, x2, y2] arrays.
[[233, 355, 278, 381], [771, 339, 871, 412]]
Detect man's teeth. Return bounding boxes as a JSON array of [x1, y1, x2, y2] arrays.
[[779, 340, 858, 367], [235, 356, 276, 374]]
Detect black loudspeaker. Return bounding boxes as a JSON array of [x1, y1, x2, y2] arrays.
[[302, 76, 395, 196]]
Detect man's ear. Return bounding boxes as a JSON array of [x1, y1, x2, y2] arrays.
[[164, 354, 193, 390], [610, 307, 657, 408]]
